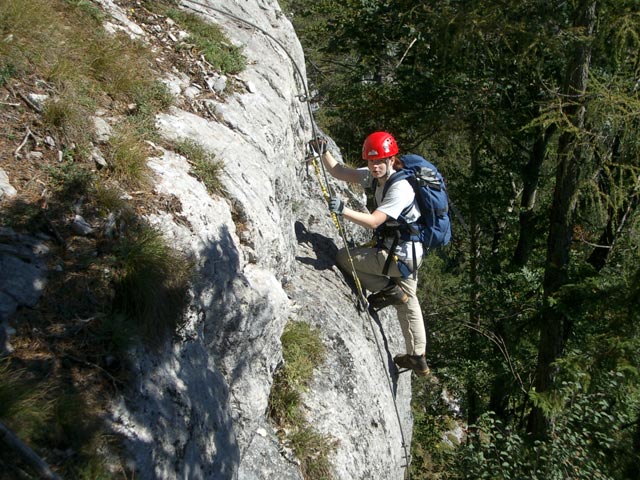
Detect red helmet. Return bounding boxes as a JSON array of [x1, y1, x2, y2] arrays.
[[362, 131, 399, 160]]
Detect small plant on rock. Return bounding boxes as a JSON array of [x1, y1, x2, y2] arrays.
[[268, 321, 337, 480], [175, 138, 226, 196], [112, 224, 191, 343]]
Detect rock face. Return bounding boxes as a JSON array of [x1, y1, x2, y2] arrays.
[[3, 0, 414, 478], [0, 228, 48, 353]]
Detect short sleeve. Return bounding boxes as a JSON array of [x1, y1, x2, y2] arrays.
[[376, 180, 417, 220]]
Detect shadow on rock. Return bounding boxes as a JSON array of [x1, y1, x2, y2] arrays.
[[294, 220, 338, 270]]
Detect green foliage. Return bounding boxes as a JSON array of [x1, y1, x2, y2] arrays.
[[107, 128, 150, 188], [0, 359, 123, 478], [64, 0, 104, 21], [0, 0, 61, 79], [146, 1, 246, 75], [409, 375, 458, 480], [42, 89, 96, 151], [455, 371, 637, 480], [45, 159, 96, 199], [290, 0, 640, 477], [73, 455, 113, 480], [0, 63, 16, 86], [269, 321, 325, 424], [0, 360, 54, 441], [268, 321, 336, 479], [289, 426, 337, 480], [128, 81, 175, 139], [175, 139, 226, 196], [112, 225, 191, 343], [93, 182, 129, 215], [1, 200, 47, 233], [91, 313, 136, 360]]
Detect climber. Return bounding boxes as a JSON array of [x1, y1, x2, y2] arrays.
[[309, 132, 430, 377]]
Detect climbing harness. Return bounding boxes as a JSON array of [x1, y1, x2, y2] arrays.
[[180, 2, 412, 477]]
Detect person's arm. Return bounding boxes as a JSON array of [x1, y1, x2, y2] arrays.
[[343, 208, 388, 230], [321, 151, 363, 184]]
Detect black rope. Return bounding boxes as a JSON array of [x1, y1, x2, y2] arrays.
[[180, 2, 412, 476]]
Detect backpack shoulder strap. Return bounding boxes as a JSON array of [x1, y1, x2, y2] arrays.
[[378, 170, 417, 225], [381, 169, 412, 200]]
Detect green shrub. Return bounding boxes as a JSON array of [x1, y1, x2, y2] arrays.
[[452, 373, 635, 480], [0, 200, 46, 232], [45, 159, 96, 199], [0, 63, 16, 86]]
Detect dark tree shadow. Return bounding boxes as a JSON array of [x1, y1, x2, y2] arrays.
[[104, 224, 243, 478]]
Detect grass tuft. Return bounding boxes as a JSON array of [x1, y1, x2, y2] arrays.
[[145, 1, 246, 75], [175, 139, 226, 196], [112, 224, 191, 343], [268, 321, 337, 479], [42, 88, 95, 151], [0, 360, 54, 442], [93, 182, 129, 216], [64, 0, 104, 21], [107, 129, 150, 188], [290, 427, 338, 479]]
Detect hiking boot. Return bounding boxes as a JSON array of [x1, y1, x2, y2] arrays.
[[367, 284, 409, 310], [394, 354, 430, 376]]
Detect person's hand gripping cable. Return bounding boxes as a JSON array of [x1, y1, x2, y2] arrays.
[[328, 196, 344, 215]]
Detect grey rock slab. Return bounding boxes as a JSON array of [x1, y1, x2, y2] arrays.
[[0, 168, 17, 199], [102, 1, 414, 478]]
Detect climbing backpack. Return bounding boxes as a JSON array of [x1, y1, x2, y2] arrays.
[[383, 153, 451, 248], [374, 154, 451, 277]]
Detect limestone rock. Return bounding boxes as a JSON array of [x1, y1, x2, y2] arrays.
[[93, 116, 112, 143], [91, 146, 108, 168], [0, 228, 48, 354], [0, 168, 17, 199], [71, 215, 94, 236], [99, 1, 414, 478]]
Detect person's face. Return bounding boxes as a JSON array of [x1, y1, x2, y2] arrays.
[[368, 158, 389, 178]]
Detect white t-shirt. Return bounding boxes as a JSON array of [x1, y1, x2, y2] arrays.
[[356, 168, 424, 262]]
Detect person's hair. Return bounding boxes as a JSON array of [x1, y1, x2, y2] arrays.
[[390, 155, 403, 170]]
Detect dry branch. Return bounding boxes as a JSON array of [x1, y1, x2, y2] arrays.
[[14, 127, 39, 158], [17, 91, 43, 113]]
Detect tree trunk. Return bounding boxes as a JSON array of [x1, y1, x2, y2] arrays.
[[527, 0, 597, 439], [487, 319, 509, 420], [512, 125, 555, 267], [588, 136, 640, 271], [467, 141, 482, 428]]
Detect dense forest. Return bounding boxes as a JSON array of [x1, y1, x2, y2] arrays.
[[282, 0, 640, 478]]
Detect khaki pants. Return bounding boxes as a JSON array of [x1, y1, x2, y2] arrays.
[[336, 246, 426, 356]]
